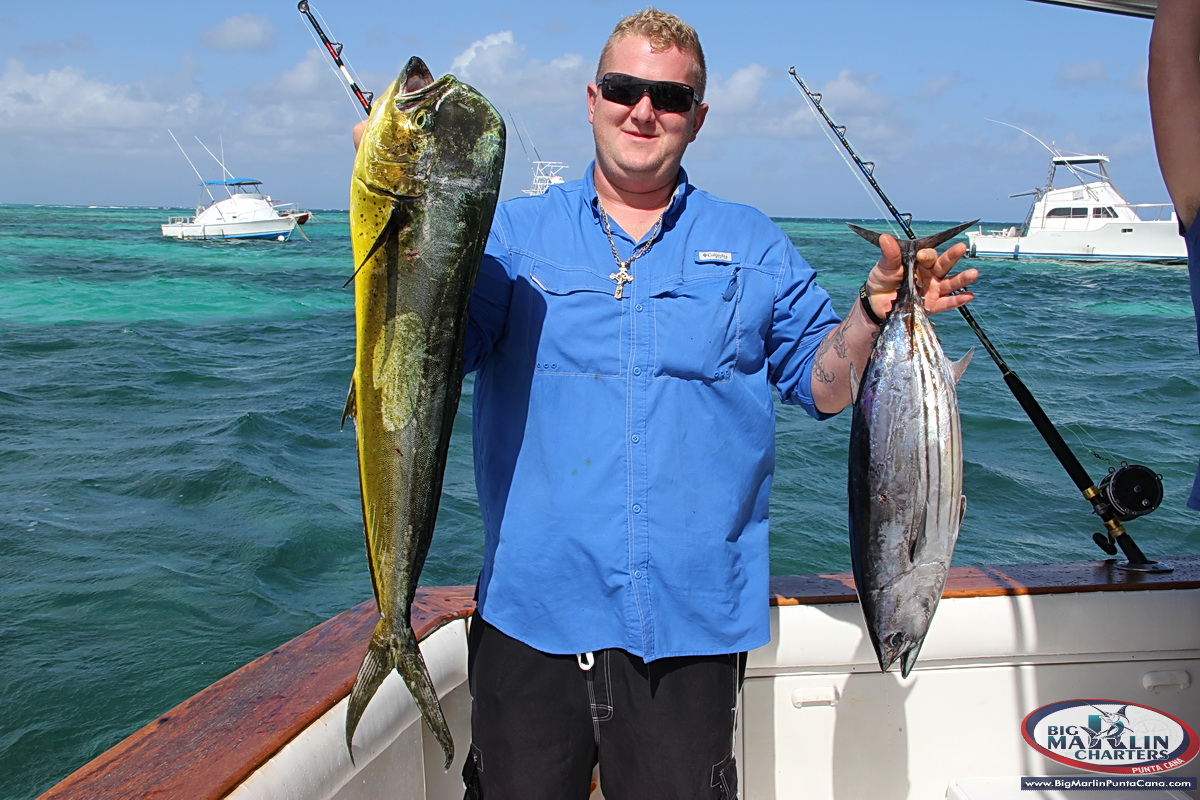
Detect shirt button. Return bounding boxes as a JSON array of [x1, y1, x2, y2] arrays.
[[632, 504, 642, 513], [633, 367, 642, 376], [635, 303, 644, 312], [631, 434, 640, 444], [633, 570, 642, 579]]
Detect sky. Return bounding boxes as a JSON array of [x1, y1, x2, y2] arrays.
[[0, 0, 1164, 221]]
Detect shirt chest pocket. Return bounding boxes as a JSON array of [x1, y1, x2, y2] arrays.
[[651, 259, 740, 383], [527, 261, 622, 377]]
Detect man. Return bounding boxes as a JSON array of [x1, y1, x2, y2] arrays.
[[357, 9, 977, 799], [1149, 0, 1200, 511]]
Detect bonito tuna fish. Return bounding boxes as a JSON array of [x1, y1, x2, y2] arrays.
[[847, 220, 976, 678], [344, 56, 504, 768]]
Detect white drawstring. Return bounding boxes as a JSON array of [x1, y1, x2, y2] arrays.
[[577, 652, 595, 671]]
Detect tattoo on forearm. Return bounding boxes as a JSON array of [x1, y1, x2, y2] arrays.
[[813, 321, 850, 385]]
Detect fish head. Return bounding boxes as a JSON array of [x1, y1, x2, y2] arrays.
[[866, 573, 942, 677], [354, 56, 505, 199]]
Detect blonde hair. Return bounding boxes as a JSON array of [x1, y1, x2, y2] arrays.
[[597, 8, 706, 100]]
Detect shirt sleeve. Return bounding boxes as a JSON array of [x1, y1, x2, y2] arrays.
[[463, 218, 515, 374], [766, 244, 842, 418]]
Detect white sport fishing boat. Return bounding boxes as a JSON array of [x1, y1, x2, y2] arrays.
[[966, 128, 1184, 263], [522, 161, 569, 196], [161, 179, 311, 242], [37, 556, 1200, 800], [161, 131, 311, 242]]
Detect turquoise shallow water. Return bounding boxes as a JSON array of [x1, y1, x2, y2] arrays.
[[2, 206, 1198, 797]]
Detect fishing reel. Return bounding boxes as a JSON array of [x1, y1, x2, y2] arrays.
[[1098, 463, 1163, 521], [1090, 463, 1167, 569]]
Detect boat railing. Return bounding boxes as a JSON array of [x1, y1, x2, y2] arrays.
[[1120, 202, 1177, 223], [166, 215, 193, 225]]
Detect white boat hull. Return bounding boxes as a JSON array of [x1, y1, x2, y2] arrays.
[[161, 217, 298, 241], [968, 221, 1185, 263]]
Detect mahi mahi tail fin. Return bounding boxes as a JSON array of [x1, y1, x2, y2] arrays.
[[345, 622, 392, 765], [396, 622, 455, 770], [344, 617, 455, 770]]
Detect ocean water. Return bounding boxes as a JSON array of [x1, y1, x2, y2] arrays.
[[2, 205, 1198, 798]]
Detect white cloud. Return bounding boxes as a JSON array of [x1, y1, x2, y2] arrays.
[[199, 14, 277, 53], [0, 59, 200, 134], [1057, 60, 1107, 86], [450, 32, 521, 78]]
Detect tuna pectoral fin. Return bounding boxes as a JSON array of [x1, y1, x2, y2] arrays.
[[949, 348, 974, 385], [344, 618, 455, 770]]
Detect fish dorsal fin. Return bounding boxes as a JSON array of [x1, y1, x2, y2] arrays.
[[949, 348, 974, 385]]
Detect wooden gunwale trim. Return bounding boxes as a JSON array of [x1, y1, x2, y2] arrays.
[[38, 586, 476, 800], [39, 557, 1200, 800], [769, 555, 1200, 605]]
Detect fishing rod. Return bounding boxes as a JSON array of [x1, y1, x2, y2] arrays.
[[297, 0, 373, 114], [789, 68, 1169, 573]]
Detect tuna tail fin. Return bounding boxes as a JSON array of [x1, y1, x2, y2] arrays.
[[949, 348, 974, 385], [345, 622, 394, 765], [395, 620, 455, 769], [847, 220, 979, 252], [911, 219, 979, 251], [846, 222, 882, 247]]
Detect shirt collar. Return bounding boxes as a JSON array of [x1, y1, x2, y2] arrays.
[[585, 161, 691, 227]]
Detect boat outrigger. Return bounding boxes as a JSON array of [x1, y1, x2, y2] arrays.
[[965, 125, 1184, 263]]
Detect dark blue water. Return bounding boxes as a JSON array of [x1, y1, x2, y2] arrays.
[[2, 206, 1197, 798]]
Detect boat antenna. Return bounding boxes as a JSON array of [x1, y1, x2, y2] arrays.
[[789, 68, 1169, 573], [167, 129, 217, 206], [297, 0, 373, 115], [986, 119, 1103, 202]]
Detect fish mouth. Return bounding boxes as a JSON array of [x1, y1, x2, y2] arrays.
[[877, 631, 924, 678], [400, 56, 435, 95]]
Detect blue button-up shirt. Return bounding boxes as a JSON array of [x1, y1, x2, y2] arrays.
[[463, 164, 842, 660]]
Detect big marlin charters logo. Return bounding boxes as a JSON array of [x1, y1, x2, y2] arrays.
[[1022, 699, 1199, 775]]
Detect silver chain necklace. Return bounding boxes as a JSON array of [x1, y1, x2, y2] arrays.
[[598, 203, 663, 300]]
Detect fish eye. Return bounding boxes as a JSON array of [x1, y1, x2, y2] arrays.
[[413, 110, 431, 129]]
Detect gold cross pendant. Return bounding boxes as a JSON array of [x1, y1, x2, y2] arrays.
[[609, 263, 633, 299]]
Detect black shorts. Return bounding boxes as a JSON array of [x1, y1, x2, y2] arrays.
[[461, 614, 744, 800]]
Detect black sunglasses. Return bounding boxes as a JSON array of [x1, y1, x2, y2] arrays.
[[597, 72, 700, 113]]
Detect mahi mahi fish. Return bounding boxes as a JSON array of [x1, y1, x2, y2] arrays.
[[847, 220, 977, 678], [343, 55, 504, 768]]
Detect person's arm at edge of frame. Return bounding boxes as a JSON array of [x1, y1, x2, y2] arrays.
[[1150, 0, 1200, 231], [809, 233, 977, 416]]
